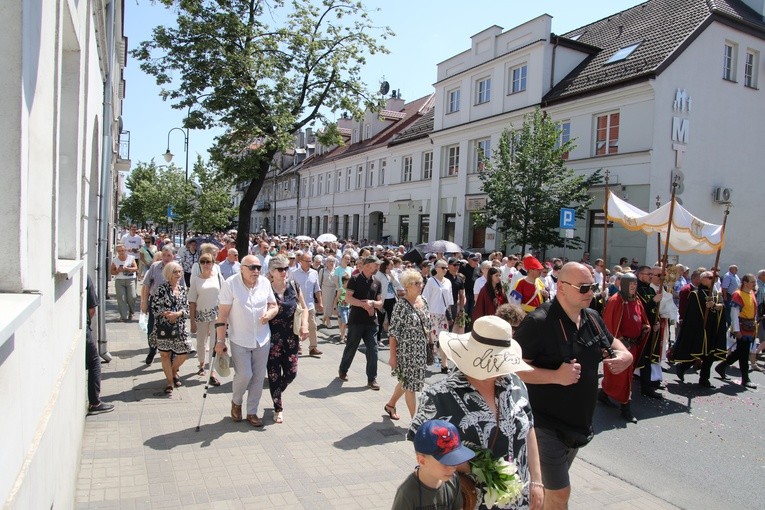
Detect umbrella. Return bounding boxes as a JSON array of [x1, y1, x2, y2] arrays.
[[316, 233, 337, 243], [416, 240, 462, 254], [402, 247, 424, 264], [191, 236, 223, 248], [295, 235, 312, 242]]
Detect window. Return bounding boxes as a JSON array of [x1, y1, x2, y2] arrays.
[[309, 176, 315, 196], [418, 215, 430, 244], [367, 162, 375, 187], [473, 138, 490, 173], [448, 88, 461, 113], [723, 42, 737, 81], [443, 214, 456, 241], [356, 166, 363, 189], [745, 49, 759, 88], [557, 121, 571, 160], [336, 170, 342, 192], [302, 178, 307, 198], [325, 172, 331, 194], [510, 64, 527, 93], [423, 151, 433, 180], [445, 145, 459, 176], [595, 112, 619, 156], [605, 42, 640, 64], [476, 77, 491, 104], [379, 159, 386, 185], [402, 156, 413, 182], [399, 216, 410, 245], [318, 174, 323, 195], [364, 123, 371, 140], [346, 167, 351, 190]]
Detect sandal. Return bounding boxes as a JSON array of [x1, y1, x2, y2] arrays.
[[209, 375, 221, 387], [274, 411, 284, 424], [164, 385, 173, 394], [384, 404, 400, 420], [173, 377, 183, 387], [197, 367, 205, 376]]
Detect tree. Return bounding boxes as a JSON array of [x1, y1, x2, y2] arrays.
[[188, 156, 237, 233], [132, 0, 392, 257], [119, 161, 194, 229], [479, 108, 602, 254]]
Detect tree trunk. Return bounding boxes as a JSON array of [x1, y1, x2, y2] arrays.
[[235, 161, 269, 259]]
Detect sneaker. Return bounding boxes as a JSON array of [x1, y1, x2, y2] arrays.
[[367, 380, 380, 391], [743, 381, 758, 389], [338, 371, 348, 382], [87, 403, 115, 415]]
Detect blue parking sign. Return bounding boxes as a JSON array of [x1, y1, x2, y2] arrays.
[[559, 208, 576, 229]]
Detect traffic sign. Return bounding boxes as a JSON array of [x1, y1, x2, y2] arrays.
[[559, 208, 576, 229]]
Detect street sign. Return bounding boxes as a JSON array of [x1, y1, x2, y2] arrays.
[[559, 208, 576, 229], [167, 206, 177, 219]]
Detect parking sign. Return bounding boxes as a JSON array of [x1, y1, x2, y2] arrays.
[[560, 208, 576, 229]]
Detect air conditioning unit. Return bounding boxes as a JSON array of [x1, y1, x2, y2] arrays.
[[713, 187, 732, 204]]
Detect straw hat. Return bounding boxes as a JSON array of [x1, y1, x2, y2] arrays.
[[438, 316, 532, 380], [215, 350, 232, 378]]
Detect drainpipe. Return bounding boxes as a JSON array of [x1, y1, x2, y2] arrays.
[[96, 0, 116, 362]]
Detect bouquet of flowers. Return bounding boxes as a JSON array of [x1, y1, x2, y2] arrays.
[[469, 448, 523, 508], [454, 310, 471, 329]]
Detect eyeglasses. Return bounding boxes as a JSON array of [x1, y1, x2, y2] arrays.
[[200, 260, 213, 265], [172, 269, 183, 275], [561, 281, 598, 294], [272, 267, 288, 272], [410, 281, 424, 287], [242, 264, 262, 271]]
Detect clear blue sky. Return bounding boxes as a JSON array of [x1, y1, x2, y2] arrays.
[[123, 0, 644, 169]]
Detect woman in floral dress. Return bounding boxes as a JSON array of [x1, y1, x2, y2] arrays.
[[266, 255, 308, 424], [384, 269, 431, 420], [150, 261, 192, 394], [408, 316, 543, 510]]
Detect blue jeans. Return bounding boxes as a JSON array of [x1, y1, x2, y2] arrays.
[[339, 323, 378, 382]]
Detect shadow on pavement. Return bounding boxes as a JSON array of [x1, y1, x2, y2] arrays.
[[332, 420, 408, 451], [300, 378, 370, 398], [144, 417, 262, 450]]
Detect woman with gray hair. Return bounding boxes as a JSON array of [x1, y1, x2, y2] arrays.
[[150, 261, 192, 394], [320, 255, 338, 328], [384, 269, 431, 420]]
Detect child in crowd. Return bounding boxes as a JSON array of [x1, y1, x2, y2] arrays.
[[392, 419, 474, 510], [337, 274, 351, 344]]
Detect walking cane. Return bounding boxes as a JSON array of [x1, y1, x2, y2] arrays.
[[196, 346, 219, 432]]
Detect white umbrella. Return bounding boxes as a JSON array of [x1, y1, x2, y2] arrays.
[[316, 233, 337, 243], [416, 240, 463, 254], [295, 235, 313, 242]]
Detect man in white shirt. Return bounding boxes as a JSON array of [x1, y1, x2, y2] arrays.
[[121, 225, 144, 257], [214, 255, 277, 427], [253, 240, 271, 269], [500, 254, 519, 281], [288, 252, 324, 356]]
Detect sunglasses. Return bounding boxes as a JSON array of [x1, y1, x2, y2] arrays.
[[242, 264, 262, 271], [200, 260, 213, 265], [561, 281, 599, 294], [172, 269, 183, 275], [272, 267, 288, 272]]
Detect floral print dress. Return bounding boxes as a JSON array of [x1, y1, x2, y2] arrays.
[[149, 283, 192, 354], [408, 371, 534, 510], [388, 297, 431, 392], [267, 282, 300, 412]]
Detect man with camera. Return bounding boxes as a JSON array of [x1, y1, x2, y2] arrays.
[[514, 262, 632, 510]]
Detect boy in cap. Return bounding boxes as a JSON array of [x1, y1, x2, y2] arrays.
[[392, 419, 474, 509]]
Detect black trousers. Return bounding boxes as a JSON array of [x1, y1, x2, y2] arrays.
[[677, 355, 714, 383], [85, 326, 101, 406], [718, 336, 753, 383]]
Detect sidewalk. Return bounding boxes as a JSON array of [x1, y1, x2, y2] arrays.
[[76, 290, 677, 509]]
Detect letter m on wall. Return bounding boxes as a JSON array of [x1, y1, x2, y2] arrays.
[[671, 117, 689, 143]]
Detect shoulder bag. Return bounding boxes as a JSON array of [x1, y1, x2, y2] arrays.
[[290, 280, 305, 336]]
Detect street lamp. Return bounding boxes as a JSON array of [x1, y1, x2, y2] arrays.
[[164, 126, 189, 243]]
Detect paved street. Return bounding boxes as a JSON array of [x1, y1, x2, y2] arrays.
[[76, 288, 680, 509]]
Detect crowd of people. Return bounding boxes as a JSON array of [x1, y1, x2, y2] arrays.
[[101, 224, 764, 509]]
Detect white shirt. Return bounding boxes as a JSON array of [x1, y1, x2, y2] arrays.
[[422, 276, 454, 315], [121, 233, 144, 256], [113, 255, 136, 280], [473, 276, 487, 300], [219, 274, 276, 348]]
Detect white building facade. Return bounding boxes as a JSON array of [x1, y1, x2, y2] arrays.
[[263, 0, 764, 272], [0, 0, 128, 507]]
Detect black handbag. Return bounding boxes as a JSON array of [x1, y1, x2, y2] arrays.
[[157, 322, 180, 339]]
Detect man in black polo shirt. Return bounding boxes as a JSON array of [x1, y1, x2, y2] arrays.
[[514, 262, 632, 510], [459, 253, 480, 329], [445, 257, 466, 332], [338, 255, 383, 390]]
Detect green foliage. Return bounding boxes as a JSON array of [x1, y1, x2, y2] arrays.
[[132, 0, 392, 253], [119, 160, 194, 227], [188, 156, 237, 233], [479, 108, 602, 254]]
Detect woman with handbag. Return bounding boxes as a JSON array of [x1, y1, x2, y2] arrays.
[[422, 260, 454, 373], [188, 253, 223, 385], [150, 261, 192, 395], [266, 255, 309, 423], [384, 269, 431, 420]]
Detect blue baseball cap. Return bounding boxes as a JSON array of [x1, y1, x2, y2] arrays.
[[413, 419, 476, 466]]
